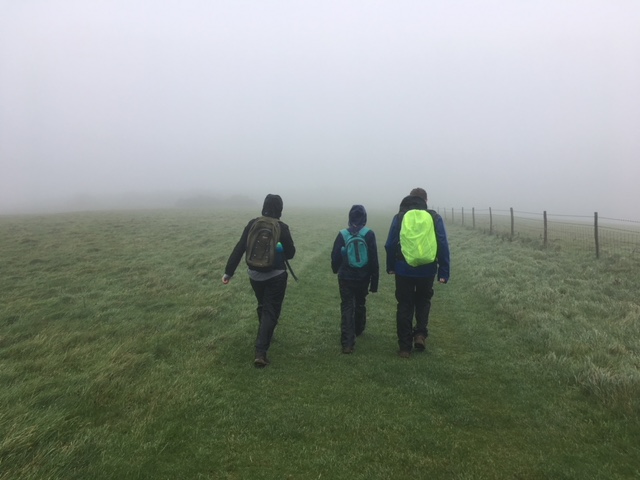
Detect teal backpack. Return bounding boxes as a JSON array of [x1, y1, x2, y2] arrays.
[[340, 227, 370, 268]]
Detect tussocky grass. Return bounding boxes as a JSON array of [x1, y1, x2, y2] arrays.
[[0, 208, 639, 479]]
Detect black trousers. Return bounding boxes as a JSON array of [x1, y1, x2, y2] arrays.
[[338, 279, 369, 349], [250, 271, 288, 355], [395, 275, 435, 352]]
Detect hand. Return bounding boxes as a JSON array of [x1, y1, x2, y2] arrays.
[[387, 271, 395, 275], [222, 274, 231, 284], [438, 278, 447, 284]]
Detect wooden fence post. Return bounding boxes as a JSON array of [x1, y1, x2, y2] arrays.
[[543, 210, 548, 248], [451, 208, 454, 224], [472, 207, 475, 229], [462, 207, 465, 227], [594, 212, 600, 258], [510, 207, 514, 240], [489, 207, 493, 235]]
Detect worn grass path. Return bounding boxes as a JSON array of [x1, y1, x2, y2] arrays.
[[193, 218, 639, 479]]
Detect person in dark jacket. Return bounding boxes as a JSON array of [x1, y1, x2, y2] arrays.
[[331, 205, 379, 354], [384, 188, 450, 358], [222, 194, 296, 368]]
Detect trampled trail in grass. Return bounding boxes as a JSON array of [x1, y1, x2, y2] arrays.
[[1, 210, 639, 479]]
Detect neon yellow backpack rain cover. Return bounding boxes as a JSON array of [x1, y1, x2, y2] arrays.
[[400, 210, 437, 267]]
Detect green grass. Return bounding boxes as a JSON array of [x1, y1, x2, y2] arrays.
[[1, 208, 639, 479]]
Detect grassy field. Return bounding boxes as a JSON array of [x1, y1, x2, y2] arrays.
[[1, 207, 639, 479]]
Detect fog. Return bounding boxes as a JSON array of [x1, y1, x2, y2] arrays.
[[1, 1, 639, 218]]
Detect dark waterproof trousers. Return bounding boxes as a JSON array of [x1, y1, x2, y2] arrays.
[[338, 279, 369, 349], [395, 275, 435, 352], [250, 271, 288, 355]]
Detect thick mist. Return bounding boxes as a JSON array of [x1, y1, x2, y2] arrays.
[[1, 1, 639, 218]]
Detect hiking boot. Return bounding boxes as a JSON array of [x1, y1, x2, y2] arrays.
[[414, 334, 426, 351], [342, 346, 355, 354], [254, 353, 270, 368], [398, 350, 411, 359]]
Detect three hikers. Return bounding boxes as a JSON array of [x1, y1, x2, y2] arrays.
[[222, 188, 449, 367]]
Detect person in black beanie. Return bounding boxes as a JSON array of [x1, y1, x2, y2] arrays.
[[222, 194, 296, 368], [331, 205, 379, 354]]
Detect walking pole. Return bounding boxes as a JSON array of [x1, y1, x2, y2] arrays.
[[285, 259, 298, 282]]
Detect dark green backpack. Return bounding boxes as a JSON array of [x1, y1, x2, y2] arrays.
[[246, 216, 281, 271]]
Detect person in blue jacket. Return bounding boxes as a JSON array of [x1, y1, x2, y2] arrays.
[[331, 205, 379, 354], [384, 188, 450, 358]]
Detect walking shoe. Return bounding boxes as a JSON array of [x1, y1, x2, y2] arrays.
[[254, 354, 270, 368], [414, 334, 426, 351], [342, 346, 355, 354], [398, 350, 411, 359]]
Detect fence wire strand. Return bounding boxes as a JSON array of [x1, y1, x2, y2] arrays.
[[439, 207, 640, 259]]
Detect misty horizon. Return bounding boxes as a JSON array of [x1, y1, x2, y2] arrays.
[[2, 1, 639, 219]]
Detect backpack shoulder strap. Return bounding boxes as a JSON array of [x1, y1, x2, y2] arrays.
[[427, 209, 441, 225]]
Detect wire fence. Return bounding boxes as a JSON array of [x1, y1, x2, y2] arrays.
[[436, 207, 640, 259]]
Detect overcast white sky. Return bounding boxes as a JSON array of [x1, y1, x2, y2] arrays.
[[1, 1, 639, 217]]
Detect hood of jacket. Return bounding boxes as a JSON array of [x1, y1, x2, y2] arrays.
[[399, 195, 427, 214], [347, 204, 367, 233], [261, 194, 283, 219]]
